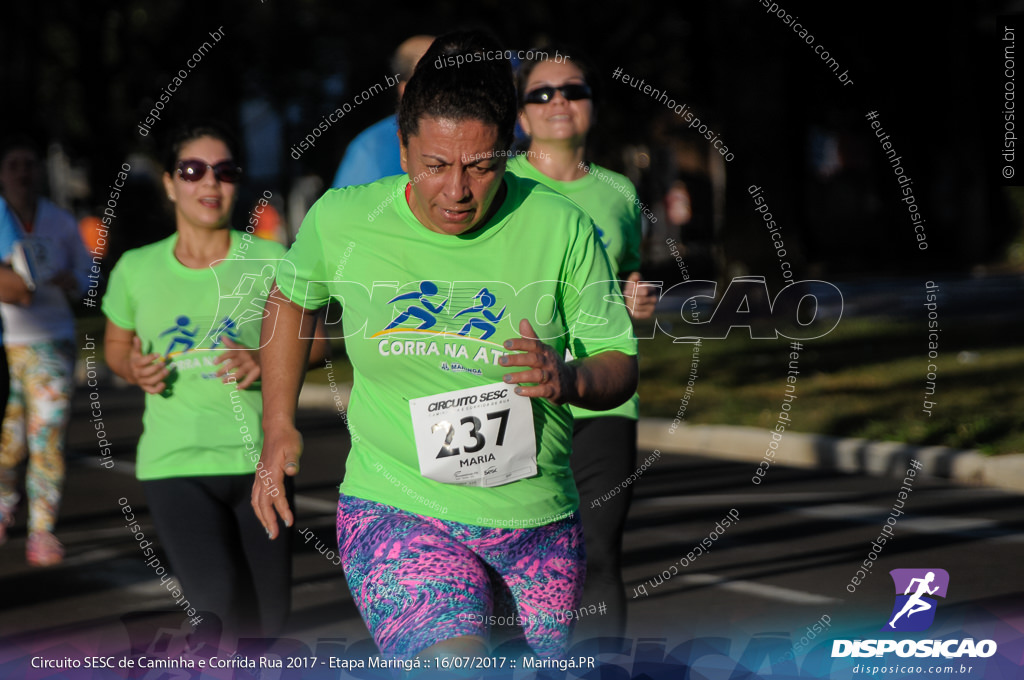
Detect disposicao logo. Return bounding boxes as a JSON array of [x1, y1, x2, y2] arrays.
[[832, 569, 997, 659], [883, 568, 949, 633]]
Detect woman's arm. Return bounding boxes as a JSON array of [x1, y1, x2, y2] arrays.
[[103, 320, 169, 394], [501, 318, 638, 410], [251, 283, 318, 539], [214, 303, 331, 387], [0, 265, 31, 305], [621, 271, 658, 321]]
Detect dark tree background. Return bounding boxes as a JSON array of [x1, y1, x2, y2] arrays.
[[1, 0, 1018, 285]]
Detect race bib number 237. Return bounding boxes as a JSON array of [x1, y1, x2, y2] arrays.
[[409, 382, 537, 487]]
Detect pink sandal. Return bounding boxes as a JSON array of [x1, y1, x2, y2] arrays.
[[27, 531, 64, 567]]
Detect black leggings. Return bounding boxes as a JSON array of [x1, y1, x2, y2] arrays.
[[142, 474, 294, 638], [570, 416, 637, 639]]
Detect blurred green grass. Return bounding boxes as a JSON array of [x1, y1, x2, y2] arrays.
[[633, 315, 1024, 455]]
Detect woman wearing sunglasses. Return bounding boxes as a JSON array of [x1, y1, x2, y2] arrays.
[[509, 47, 658, 641], [102, 123, 322, 638]]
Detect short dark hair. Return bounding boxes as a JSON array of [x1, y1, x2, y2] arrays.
[[516, 44, 598, 109], [398, 30, 517, 151], [163, 121, 241, 175]]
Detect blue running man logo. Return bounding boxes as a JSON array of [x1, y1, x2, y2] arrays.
[[209, 317, 241, 348], [882, 569, 949, 632], [384, 281, 449, 331], [159, 316, 199, 356]]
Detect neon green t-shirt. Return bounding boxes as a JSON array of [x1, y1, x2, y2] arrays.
[[508, 155, 642, 420], [277, 172, 637, 527], [102, 230, 286, 481]]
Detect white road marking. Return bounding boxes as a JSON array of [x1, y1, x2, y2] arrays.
[[794, 503, 1024, 542], [295, 496, 339, 515], [635, 573, 842, 605], [631, 492, 860, 508]]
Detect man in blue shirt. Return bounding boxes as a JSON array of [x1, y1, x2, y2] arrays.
[[331, 35, 434, 188]]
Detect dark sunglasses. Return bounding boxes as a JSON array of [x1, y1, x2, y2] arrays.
[[522, 83, 592, 105], [176, 159, 242, 183]]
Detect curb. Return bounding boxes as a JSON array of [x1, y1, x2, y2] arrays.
[[297, 383, 352, 410], [638, 419, 1024, 494]]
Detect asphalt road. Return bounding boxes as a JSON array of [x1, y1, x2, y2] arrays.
[[0, 386, 1021, 679]]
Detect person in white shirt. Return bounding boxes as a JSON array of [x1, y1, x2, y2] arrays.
[[0, 138, 91, 566]]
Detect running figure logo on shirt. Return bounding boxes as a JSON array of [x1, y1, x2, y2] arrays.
[[209, 317, 241, 348], [594, 224, 611, 250], [159, 316, 199, 356], [882, 568, 949, 632], [453, 288, 506, 340], [384, 281, 449, 330], [159, 315, 241, 355], [376, 280, 513, 347]]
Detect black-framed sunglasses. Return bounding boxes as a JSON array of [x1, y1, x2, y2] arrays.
[[522, 83, 592, 105], [176, 159, 243, 183]]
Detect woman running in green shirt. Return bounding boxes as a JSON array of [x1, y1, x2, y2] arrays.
[[510, 46, 658, 640], [253, 31, 638, 664], [104, 123, 325, 639]]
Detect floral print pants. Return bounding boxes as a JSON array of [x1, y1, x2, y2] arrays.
[[0, 340, 75, 534]]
